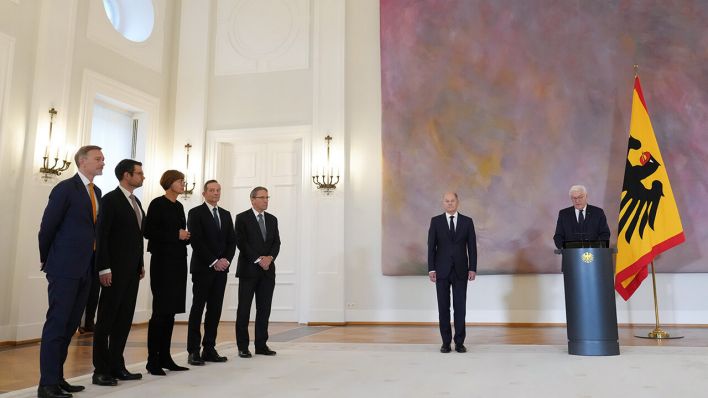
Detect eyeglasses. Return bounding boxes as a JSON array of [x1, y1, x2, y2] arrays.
[[253, 196, 270, 200]]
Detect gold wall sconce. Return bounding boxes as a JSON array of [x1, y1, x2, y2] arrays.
[[312, 134, 340, 195], [182, 143, 196, 199], [39, 108, 72, 182]]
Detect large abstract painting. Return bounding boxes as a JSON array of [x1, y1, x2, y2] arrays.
[[380, 0, 708, 274]]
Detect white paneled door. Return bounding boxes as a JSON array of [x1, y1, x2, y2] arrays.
[[213, 137, 302, 322]]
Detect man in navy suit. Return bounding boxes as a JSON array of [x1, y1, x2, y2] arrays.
[[553, 185, 611, 249], [235, 186, 281, 358], [428, 192, 477, 354], [186, 180, 236, 366], [38, 145, 104, 398], [92, 159, 146, 386]]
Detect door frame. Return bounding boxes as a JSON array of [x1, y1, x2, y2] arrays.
[[205, 125, 312, 324]]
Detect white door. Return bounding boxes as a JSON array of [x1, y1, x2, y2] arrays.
[[214, 138, 302, 322]]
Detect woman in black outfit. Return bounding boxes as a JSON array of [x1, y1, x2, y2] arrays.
[[144, 170, 191, 375]]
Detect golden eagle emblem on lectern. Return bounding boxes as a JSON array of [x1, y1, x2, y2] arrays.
[[581, 252, 594, 264]]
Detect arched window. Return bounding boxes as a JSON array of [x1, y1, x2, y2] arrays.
[[102, 0, 155, 43]]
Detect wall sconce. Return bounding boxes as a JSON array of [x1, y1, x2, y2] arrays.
[[182, 143, 196, 199], [312, 134, 340, 195], [39, 108, 72, 182]]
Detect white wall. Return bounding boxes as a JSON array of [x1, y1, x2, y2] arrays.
[[342, 0, 708, 325], [0, 0, 177, 342], [0, 0, 41, 342]]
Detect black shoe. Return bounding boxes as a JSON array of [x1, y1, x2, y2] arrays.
[[202, 348, 228, 362], [146, 362, 167, 376], [187, 352, 205, 366], [255, 346, 277, 356], [440, 344, 451, 353], [37, 385, 72, 398], [59, 379, 84, 393], [455, 344, 467, 353], [78, 324, 94, 335], [112, 369, 142, 380], [238, 349, 252, 358], [160, 358, 189, 371], [92, 373, 117, 386]]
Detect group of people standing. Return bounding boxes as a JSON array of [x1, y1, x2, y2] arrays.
[[37, 145, 281, 398]]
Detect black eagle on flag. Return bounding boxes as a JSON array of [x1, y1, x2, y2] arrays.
[[619, 135, 664, 243]]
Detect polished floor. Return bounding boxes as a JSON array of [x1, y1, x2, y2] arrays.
[[1, 322, 704, 393]]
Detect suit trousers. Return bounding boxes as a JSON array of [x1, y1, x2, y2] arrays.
[[435, 270, 468, 346], [83, 269, 100, 328], [187, 271, 227, 353], [39, 273, 91, 385], [92, 273, 140, 374], [236, 274, 275, 350]]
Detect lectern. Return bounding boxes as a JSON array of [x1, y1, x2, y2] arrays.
[[556, 245, 619, 356]]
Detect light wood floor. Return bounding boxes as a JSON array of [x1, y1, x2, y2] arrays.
[[1, 322, 705, 393]]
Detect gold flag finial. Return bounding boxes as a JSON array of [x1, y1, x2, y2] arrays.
[[634, 64, 639, 77]]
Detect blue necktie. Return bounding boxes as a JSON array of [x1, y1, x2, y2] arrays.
[[212, 207, 220, 229], [578, 209, 585, 225]]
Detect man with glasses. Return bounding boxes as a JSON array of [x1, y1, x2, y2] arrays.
[[428, 192, 477, 354], [234, 186, 281, 358]]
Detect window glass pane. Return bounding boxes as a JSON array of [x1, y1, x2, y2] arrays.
[[102, 0, 155, 43], [90, 102, 142, 198]]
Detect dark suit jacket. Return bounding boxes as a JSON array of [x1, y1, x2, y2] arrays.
[[234, 209, 281, 279], [427, 213, 477, 280], [95, 187, 145, 280], [553, 204, 611, 249], [187, 203, 237, 274], [145, 196, 190, 314], [38, 173, 101, 278]]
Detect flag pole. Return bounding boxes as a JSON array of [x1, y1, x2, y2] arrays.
[[634, 261, 683, 339]]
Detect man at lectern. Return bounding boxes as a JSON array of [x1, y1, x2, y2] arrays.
[[553, 185, 610, 249]]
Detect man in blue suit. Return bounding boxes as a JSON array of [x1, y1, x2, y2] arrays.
[[553, 185, 611, 250], [428, 192, 477, 354], [37, 145, 105, 398]]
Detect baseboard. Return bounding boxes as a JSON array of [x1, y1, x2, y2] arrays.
[[306, 321, 708, 328]]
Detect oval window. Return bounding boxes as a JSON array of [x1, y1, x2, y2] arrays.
[[102, 0, 155, 43]]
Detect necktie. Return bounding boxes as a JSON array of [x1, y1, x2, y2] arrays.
[[88, 183, 97, 223], [258, 213, 267, 240], [129, 194, 142, 227], [89, 183, 97, 250], [578, 209, 585, 225], [212, 207, 220, 229], [449, 215, 455, 237]]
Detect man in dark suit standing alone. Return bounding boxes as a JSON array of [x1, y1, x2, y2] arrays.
[[235, 186, 281, 358], [92, 159, 146, 386], [428, 192, 477, 354], [186, 180, 236, 366], [38, 145, 104, 398], [553, 185, 611, 249]]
